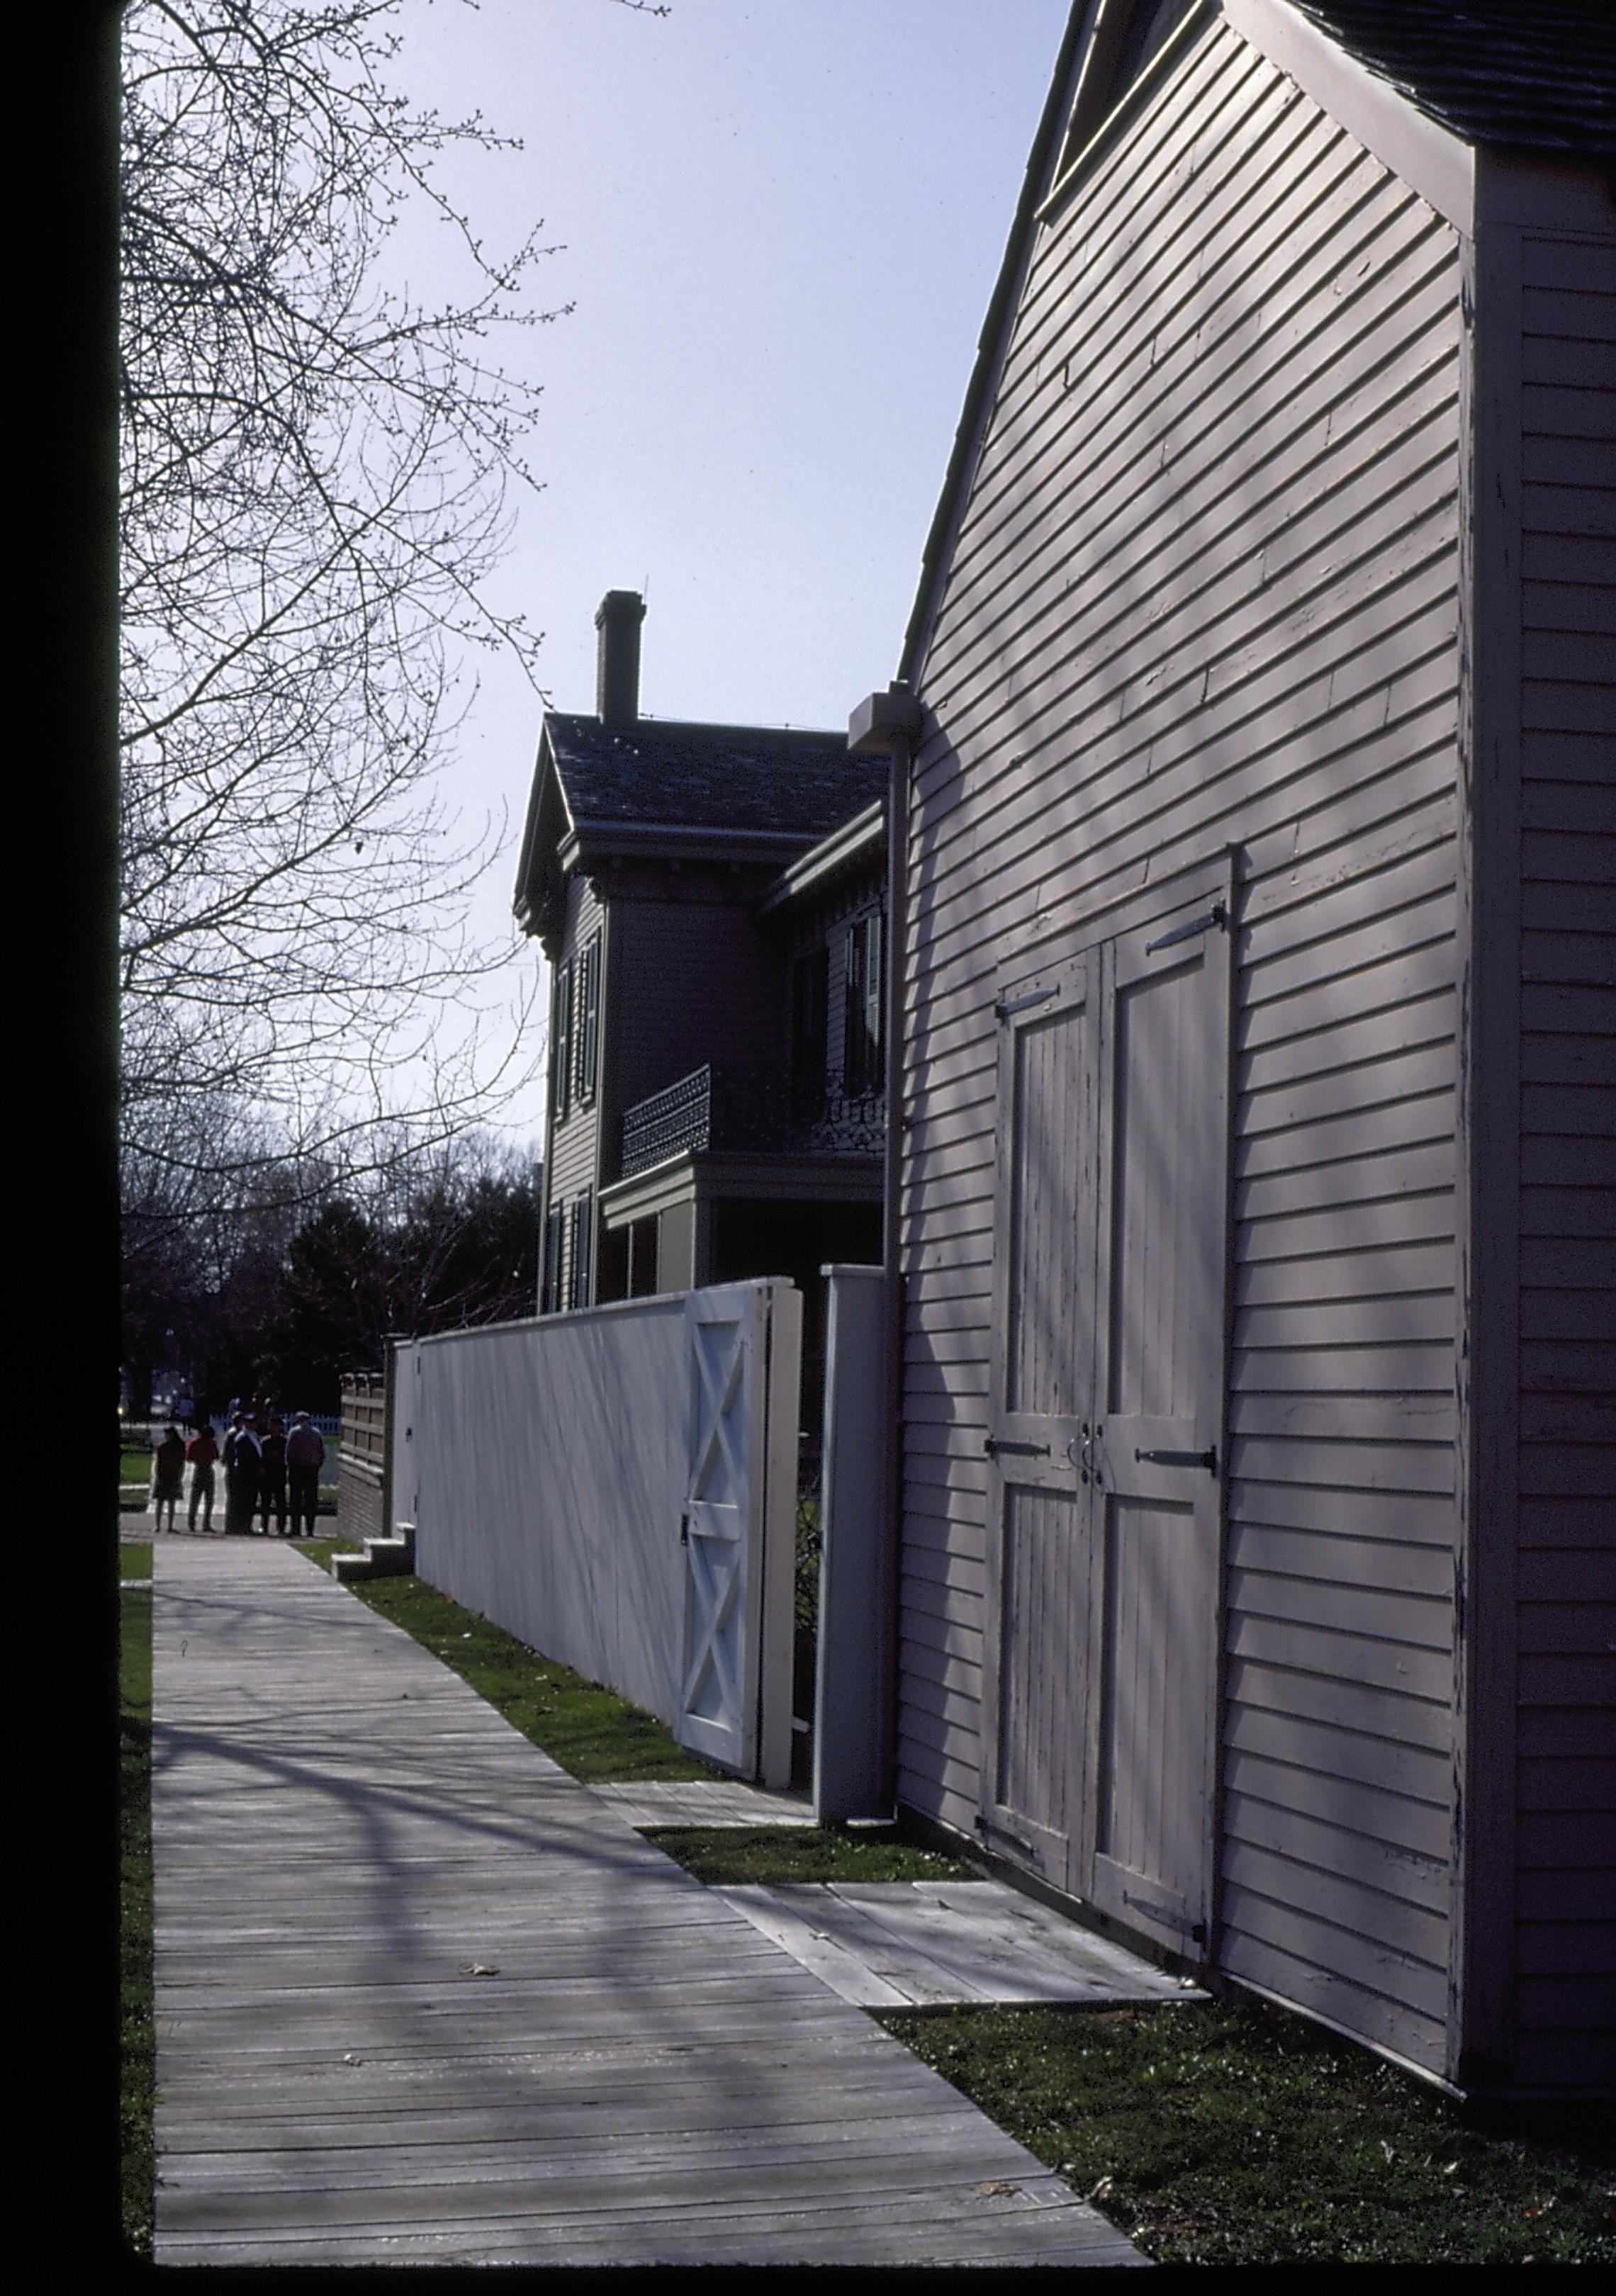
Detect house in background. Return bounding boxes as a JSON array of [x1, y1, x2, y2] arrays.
[[868, 0, 1614, 2099], [512, 592, 887, 1414]]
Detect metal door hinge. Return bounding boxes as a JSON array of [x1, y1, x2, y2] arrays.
[[1135, 1445, 1218, 1475], [1145, 901, 1227, 955], [1123, 1889, 1207, 1944], [977, 1812, 1037, 1859], [984, 1436, 1051, 1458], [994, 986, 1055, 1022]]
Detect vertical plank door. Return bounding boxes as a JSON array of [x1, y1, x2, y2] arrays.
[[981, 952, 1097, 1891], [1082, 892, 1232, 1953]]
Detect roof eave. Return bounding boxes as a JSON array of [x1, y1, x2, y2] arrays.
[[559, 818, 826, 872], [756, 800, 887, 922]]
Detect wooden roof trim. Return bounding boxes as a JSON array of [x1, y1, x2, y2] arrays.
[[512, 721, 571, 938], [554, 818, 815, 871], [1222, 0, 1476, 230], [897, 1, 1092, 692], [755, 799, 886, 922], [1039, 1, 1218, 223]]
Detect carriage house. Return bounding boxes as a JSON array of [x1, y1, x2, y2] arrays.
[[514, 592, 888, 1410], [875, 0, 1614, 2096]]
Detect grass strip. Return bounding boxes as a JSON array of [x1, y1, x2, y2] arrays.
[[120, 1578, 155, 2258], [642, 1823, 978, 1886], [308, 1563, 722, 1783], [885, 2000, 1615, 2266], [119, 1541, 153, 1581]]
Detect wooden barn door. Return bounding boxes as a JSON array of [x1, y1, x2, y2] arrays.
[[1082, 896, 1230, 1954], [982, 950, 1097, 1887], [984, 875, 1230, 1951]]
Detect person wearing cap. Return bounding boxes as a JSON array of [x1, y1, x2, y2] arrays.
[[286, 1412, 326, 1538]]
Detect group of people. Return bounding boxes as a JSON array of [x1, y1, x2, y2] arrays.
[[149, 1404, 327, 1538]]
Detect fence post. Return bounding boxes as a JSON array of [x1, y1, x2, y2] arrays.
[[813, 1264, 892, 1824], [759, 1279, 803, 1791]]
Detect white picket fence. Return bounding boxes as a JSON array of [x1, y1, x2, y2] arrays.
[[391, 1280, 802, 1786]]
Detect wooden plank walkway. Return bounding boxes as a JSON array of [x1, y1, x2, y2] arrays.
[[151, 1541, 1144, 2267], [718, 1882, 1207, 2010], [589, 1778, 819, 1827]]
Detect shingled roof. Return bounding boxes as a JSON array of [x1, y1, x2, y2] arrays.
[[1285, 0, 1616, 151], [545, 713, 887, 840]]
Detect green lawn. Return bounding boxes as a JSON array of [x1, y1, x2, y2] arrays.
[[120, 1541, 153, 1580], [642, 1823, 977, 1886], [886, 2000, 1614, 2266]]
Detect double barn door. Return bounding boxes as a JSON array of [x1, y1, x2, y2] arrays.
[[982, 869, 1232, 1956]]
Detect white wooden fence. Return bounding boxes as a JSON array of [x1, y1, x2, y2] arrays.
[[389, 1280, 801, 1786]]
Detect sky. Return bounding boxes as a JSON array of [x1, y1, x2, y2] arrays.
[[390, 0, 1073, 1134]]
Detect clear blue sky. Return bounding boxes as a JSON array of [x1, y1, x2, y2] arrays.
[[391, 0, 1072, 1127]]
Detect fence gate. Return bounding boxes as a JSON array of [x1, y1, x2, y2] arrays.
[[677, 1282, 797, 1781]]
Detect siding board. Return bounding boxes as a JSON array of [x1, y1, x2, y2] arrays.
[[896, 13, 1472, 2083]]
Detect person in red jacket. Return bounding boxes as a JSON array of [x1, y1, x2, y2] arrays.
[[185, 1424, 220, 1534], [286, 1412, 326, 1539]]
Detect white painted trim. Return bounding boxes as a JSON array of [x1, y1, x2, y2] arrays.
[[1221, 0, 1476, 233]]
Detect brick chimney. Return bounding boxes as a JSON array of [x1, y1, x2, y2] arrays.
[[595, 590, 646, 727]]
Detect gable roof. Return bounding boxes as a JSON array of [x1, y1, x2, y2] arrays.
[[512, 711, 888, 943], [899, 0, 1616, 687], [544, 714, 885, 840], [1285, 2, 1616, 152]]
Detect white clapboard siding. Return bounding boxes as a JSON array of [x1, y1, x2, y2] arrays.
[[1512, 227, 1616, 2090], [899, 13, 1463, 2074]]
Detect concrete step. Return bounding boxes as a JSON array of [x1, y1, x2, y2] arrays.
[[333, 1527, 415, 1583]]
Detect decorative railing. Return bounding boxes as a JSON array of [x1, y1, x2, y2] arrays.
[[620, 1064, 884, 1178]]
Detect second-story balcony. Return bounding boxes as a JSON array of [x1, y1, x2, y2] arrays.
[[620, 1063, 885, 1181]]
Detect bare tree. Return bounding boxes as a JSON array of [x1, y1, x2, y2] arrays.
[[119, 0, 578, 1201]]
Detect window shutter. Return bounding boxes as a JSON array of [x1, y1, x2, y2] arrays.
[[542, 1206, 565, 1315], [843, 923, 863, 1095], [553, 959, 574, 1122], [578, 933, 601, 1106], [865, 911, 885, 1074], [569, 1194, 594, 1310]]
